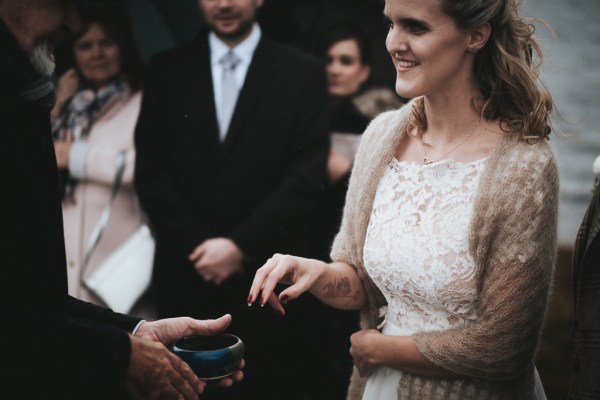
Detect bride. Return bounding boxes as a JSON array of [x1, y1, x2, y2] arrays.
[[248, 0, 558, 398]]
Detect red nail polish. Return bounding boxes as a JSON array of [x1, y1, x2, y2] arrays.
[[280, 294, 288, 302]]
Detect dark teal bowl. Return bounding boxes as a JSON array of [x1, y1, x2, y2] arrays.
[[172, 334, 244, 380]]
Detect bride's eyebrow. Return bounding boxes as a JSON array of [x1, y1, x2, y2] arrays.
[[383, 10, 431, 30]]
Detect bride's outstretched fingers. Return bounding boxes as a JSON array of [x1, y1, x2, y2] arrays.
[[249, 254, 296, 306], [266, 292, 285, 316], [248, 254, 279, 305], [248, 254, 326, 308]]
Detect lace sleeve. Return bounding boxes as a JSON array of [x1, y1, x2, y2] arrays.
[[412, 141, 559, 380]]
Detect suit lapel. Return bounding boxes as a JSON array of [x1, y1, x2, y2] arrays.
[[219, 37, 276, 157], [188, 34, 220, 147], [176, 33, 222, 177]]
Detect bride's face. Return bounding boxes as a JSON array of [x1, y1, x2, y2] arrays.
[[384, 0, 474, 99]]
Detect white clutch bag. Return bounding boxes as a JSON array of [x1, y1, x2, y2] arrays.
[[83, 224, 155, 314], [81, 151, 155, 314]]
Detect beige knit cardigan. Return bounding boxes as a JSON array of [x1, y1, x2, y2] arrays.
[[331, 99, 559, 400]]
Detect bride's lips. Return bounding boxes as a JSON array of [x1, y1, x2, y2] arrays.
[[395, 58, 420, 71]]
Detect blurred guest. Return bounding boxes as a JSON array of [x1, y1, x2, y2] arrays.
[[51, 7, 152, 318], [311, 20, 403, 264], [568, 158, 600, 399], [134, 0, 328, 398], [307, 21, 403, 399]]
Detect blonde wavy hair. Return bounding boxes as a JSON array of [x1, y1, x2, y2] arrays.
[[409, 0, 554, 141]]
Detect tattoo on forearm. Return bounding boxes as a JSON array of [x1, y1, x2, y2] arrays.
[[323, 276, 360, 301]]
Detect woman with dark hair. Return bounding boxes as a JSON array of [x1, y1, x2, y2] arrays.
[[51, 7, 152, 318], [311, 20, 402, 272], [251, 0, 558, 398]]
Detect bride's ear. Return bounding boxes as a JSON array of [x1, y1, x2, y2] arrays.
[[467, 22, 491, 53]]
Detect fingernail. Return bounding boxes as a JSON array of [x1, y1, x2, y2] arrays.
[[260, 296, 265, 306], [247, 295, 252, 306], [277, 309, 285, 317], [280, 294, 288, 302]]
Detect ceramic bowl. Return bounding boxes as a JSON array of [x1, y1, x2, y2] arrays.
[[172, 334, 244, 380]]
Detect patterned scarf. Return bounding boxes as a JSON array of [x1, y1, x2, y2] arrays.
[[52, 79, 127, 141], [52, 79, 128, 199]]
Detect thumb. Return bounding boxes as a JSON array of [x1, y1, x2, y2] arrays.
[[170, 314, 232, 340], [189, 242, 207, 261], [196, 314, 232, 336], [148, 314, 232, 344]]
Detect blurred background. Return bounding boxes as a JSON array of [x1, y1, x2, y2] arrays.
[[72, 0, 600, 398]]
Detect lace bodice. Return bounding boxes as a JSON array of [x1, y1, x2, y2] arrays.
[[363, 158, 487, 334]]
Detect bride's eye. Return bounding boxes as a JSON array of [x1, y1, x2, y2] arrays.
[[383, 16, 394, 31]]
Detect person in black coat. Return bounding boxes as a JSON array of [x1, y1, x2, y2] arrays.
[[0, 1, 241, 399], [134, 0, 329, 398]]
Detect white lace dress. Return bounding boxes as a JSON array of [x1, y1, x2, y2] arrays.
[[361, 157, 547, 400], [362, 157, 486, 399]]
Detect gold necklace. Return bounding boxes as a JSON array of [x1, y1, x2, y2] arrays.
[[422, 120, 480, 165]]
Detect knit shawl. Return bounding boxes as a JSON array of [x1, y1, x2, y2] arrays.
[[331, 98, 559, 400]]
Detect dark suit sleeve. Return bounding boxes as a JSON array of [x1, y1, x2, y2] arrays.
[[229, 61, 329, 263], [134, 55, 211, 239], [64, 295, 142, 330], [44, 306, 136, 399], [4, 228, 140, 400]]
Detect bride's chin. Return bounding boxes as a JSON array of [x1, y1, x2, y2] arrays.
[[394, 83, 418, 100]]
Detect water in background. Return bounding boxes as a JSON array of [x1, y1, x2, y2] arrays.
[[526, 0, 600, 246]]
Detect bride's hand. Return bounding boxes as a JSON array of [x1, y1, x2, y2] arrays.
[[248, 254, 326, 314], [350, 329, 382, 378]]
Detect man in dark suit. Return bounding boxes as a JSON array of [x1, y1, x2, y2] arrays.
[[0, 1, 242, 399], [134, 0, 329, 398], [568, 176, 600, 399]]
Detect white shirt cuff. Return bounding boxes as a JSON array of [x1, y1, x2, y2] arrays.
[[68, 140, 89, 179], [132, 319, 146, 336]]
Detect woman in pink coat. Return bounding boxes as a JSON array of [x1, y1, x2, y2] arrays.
[[51, 7, 153, 318]]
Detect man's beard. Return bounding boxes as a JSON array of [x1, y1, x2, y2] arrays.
[[29, 40, 55, 76]]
